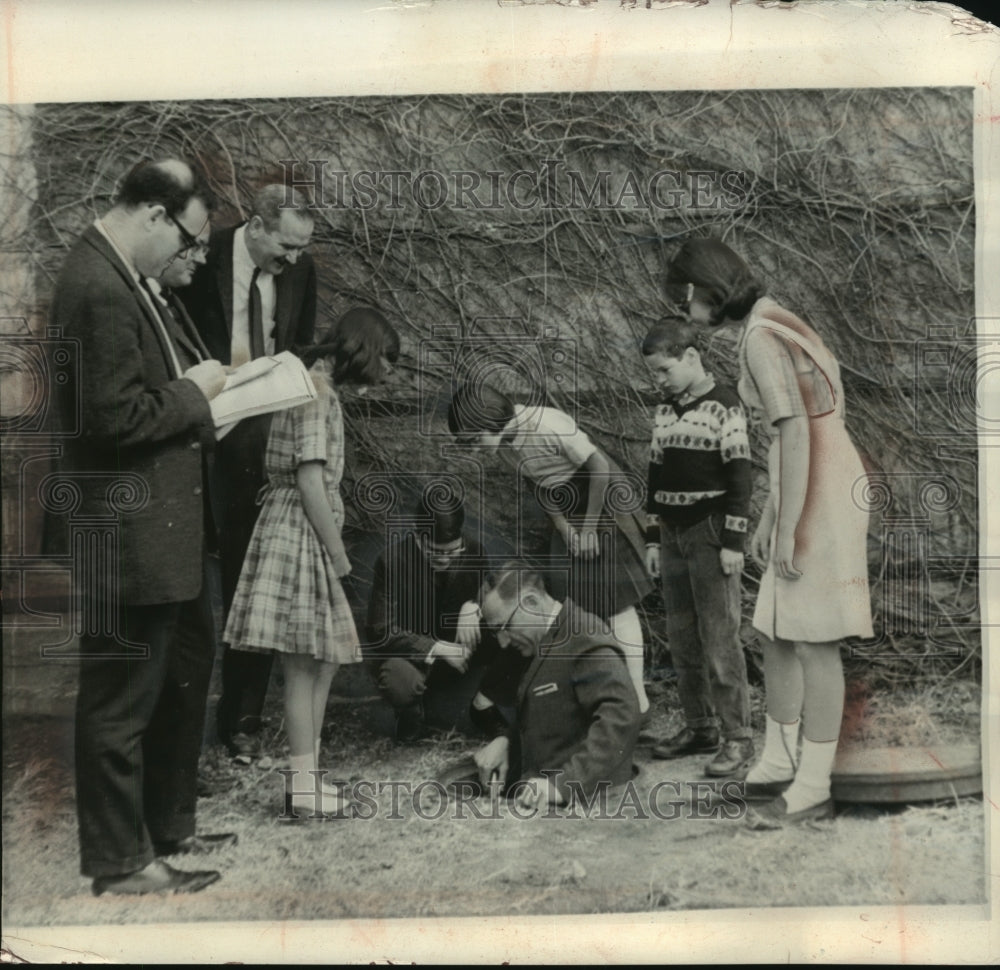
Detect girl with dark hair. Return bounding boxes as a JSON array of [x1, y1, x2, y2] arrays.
[[224, 307, 399, 819], [447, 383, 654, 714], [665, 237, 873, 826]]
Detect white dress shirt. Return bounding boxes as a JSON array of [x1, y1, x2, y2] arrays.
[[231, 225, 277, 363]]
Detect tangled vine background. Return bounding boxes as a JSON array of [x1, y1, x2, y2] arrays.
[[0, 87, 979, 688]]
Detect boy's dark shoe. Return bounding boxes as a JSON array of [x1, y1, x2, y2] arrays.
[[704, 738, 754, 777], [652, 725, 720, 760]]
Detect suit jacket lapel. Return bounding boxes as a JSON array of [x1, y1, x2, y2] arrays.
[[215, 227, 235, 340], [82, 228, 180, 376], [516, 608, 566, 707], [168, 292, 210, 362]]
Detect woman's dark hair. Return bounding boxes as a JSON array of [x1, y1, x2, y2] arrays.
[[641, 316, 701, 359], [303, 307, 400, 385], [447, 383, 515, 444], [415, 479, 465, 544], [665, 237, 764, 326]]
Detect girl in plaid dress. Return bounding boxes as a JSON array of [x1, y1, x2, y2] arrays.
[[225, 308, 399, 818], [666, 238, 873, 826]]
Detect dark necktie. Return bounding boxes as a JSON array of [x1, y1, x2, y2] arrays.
[[249, 266, 265, 360], [138, 277, 184, 378]]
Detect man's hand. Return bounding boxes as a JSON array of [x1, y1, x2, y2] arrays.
[[513, 776, 565, 813], [454, 601, 482, 648], [182, 360, 227, 401], [474, 736, 509, 788], [433, 641, 470, 673], [645, 544, 660, 580], [719, 547, 744, 577]]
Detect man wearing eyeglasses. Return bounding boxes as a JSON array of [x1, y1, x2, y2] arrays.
[[178, 184, 317, 765], [473, 563, 641, 813], [50, 159, 232, 895], [365, 485, 523, 742]]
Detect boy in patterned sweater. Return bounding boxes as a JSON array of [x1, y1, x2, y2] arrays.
[[642, 318, 755, 777]]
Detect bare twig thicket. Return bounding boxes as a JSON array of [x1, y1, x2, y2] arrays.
[[4, 89, 978, 685]]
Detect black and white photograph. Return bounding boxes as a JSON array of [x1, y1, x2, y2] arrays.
[[1, 0, 997, 964]]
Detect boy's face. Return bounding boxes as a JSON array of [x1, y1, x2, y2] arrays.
[[645, 348, 701, 398]]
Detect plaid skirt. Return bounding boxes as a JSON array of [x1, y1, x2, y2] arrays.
[[223, 486, 361, 664]]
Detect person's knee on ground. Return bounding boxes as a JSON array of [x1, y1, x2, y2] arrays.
[[378, 657, 427, 708]]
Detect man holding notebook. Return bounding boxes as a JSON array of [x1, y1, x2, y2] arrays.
[[180, 184, 317, 763]]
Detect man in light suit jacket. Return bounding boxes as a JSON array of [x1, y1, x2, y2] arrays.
[[178, 185, 316, 762], [51, 159, 234, 896], [472, 563, 640, 812]]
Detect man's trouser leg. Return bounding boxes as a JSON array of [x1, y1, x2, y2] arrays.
[[76, 600, 179, 878], [144, 558, 217, 844]]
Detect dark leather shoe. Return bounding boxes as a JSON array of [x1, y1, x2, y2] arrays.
[[92, 859, 220, 897], [154, 833, 238, 857], [745, 794, 835, 830], [652, 725, 720, 760], [742, 778, 793, 802], [704, 738, 755, 777]]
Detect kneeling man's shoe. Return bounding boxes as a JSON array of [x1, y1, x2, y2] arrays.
[[92, 859, 220, 896], [652, 725, 720, 760]]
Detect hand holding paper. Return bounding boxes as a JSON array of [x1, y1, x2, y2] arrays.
[[210, 351, 317, 437]]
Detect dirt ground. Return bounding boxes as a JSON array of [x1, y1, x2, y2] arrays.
[[1, 629, 987, 929]]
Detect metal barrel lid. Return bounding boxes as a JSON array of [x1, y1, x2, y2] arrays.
[[830, 745, 982, 804]]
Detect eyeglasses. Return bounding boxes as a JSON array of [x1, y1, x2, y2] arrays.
[[493, 602, 521, 637], [170, 215, 210, 259]]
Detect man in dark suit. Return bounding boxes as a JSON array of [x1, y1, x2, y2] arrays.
[[472, 563, 640, 812], [178, 185, 316, 762], [51, 159, 233, 895], [365, 485, 524, 741]]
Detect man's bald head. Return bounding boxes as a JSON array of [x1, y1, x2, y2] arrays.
[[117, 158, 209, 219]]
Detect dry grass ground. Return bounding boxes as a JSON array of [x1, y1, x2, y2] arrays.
[[2, 672, 986, 928]]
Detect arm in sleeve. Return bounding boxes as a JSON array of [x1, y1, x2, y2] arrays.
[[555, 644, 640, 802], [364, 546, 437, 663], [719, 402, 752, 552], [743, 327, 807, 428], [78, 280, 212, 448]]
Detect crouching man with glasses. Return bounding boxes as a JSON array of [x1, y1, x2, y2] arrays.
[[473, 562, 641, 813]]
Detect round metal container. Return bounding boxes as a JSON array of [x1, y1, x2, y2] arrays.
[[830, 744, 982, 804]]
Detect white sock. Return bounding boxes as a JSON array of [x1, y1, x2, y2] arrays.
[[783, 738, 838, 813], [289, 752, 316, 810], [289, 752, 347, 814], [745, 715, 799, 785]]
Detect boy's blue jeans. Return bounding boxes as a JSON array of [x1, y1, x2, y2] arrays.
[[658, 513, 751, 741]]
